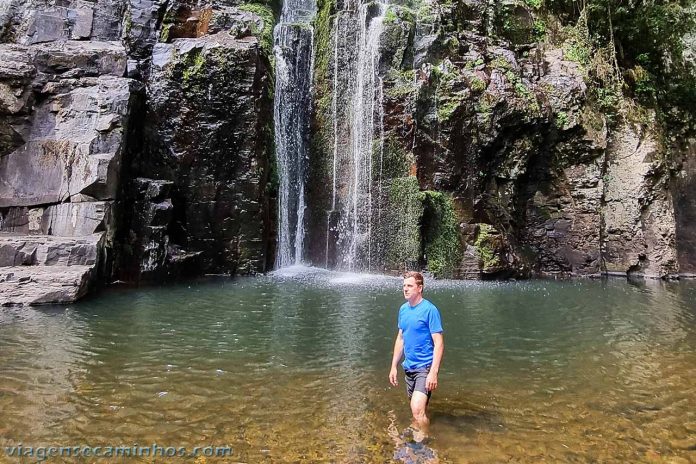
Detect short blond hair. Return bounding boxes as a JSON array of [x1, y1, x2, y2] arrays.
[[403, 271, 424, 287]]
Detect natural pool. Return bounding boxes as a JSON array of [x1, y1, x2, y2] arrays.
[[1, 268, 695, 463]]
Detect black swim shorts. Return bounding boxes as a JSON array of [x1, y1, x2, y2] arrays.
[[404, 366, 432, 399]]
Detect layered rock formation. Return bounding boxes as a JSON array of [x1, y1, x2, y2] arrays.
[[0, 38, 138, 304], [0, 0, 277, 304]]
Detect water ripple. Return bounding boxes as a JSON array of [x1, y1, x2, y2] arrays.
[[0, 276, 694, 462]]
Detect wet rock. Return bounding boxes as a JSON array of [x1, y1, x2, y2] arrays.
[[671, 138, 696, 276], [115, 31, 275, 280]]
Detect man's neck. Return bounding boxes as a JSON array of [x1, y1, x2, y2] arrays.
[[408, 295, 424, 307]]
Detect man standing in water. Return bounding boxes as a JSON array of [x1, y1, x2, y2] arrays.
[[389, 271, 444, 441]]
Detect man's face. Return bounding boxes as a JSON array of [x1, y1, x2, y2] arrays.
[[403, 277, 422, 300]]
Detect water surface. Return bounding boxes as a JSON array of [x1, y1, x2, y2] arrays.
[[1, 270, 695, 463]]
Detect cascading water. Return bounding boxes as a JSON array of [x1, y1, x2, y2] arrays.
[[274, 0, 316, 268], [332, 0, 388, 271]]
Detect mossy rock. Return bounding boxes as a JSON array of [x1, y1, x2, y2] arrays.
[[420, 190, 462, 278], [496, 2, 535, 45], [473, 223, 504, 273], [382, 177, 424, 271]]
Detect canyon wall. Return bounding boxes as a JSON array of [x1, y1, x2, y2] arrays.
[[0, 0, 277, 304]]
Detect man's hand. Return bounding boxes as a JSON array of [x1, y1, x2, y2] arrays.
[[425, 371, 438, 391], [389, 366, 399, 387]]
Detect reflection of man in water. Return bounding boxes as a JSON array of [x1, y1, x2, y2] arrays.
[[389, 271, 444, 441]]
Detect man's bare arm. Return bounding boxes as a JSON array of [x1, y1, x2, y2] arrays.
[[426, 332, 444, 391], [389, 330, 404, 386]]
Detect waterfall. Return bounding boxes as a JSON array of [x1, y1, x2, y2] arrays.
[[333, 0, 387, 271], [274, 0, 316, 268]]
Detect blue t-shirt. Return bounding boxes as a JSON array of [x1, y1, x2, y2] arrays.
[[398, 299, 443, 370]]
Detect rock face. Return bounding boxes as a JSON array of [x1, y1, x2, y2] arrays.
[[672, 139, 696, 276], [115, 31, 275, 280], [0, 37, 138, 305], [0, 0, 277, 304], [305, 0, 693, 279]]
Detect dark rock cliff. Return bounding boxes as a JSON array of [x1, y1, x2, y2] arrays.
[[0, 0, 277, 304]]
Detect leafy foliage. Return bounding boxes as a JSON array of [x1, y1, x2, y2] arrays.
[[549, 0, 695, 113]]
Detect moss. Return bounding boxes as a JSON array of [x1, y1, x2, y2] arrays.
[[468, 74, 486, 93], [431, 61, 467, 122], [385, 68, 417, 98], [436, 97, 461, 122], [419, 191, 462, 278], [310, 0, 335, 165], [416, 0, 438, 24], [182, 50, 206, 83], [159, 8, 176, 43], [384, 7, 398, 25], [123, 9, 132, 36], [384, 177, 424, 270], [312, 0, 334, 112], [490, 57, 541, 115], [498, 4, 535, 44], [464, 57, 485, 70], [561, 23, 591, 67], [238, 3, 276, 57], [474, 223, 500, 271], [379, 135, 413, 178], [554, 111, 568, 128], [532, 18, 546, 39], [160, 23, 171, 42]]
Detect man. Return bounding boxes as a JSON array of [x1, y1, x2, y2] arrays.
[[389, 271, 444, 441]]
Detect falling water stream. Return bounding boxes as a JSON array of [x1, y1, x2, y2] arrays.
[[273, 0, 317, 268], [333, 0, 388, 272]]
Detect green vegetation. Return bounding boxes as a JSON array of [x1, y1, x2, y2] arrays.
[[491, 56, 541, 115], [532, 18, 547, 39], [123, 9, 132, 36], [468, 73, 487, 93], [385, 69, 417, 98], [238, 3, 277, 57], [419, 191, 462, 278], [430, 61, 468, 122], [474, 223, 500, 271], [464, 57, 485, 70], [475, 92, 496, 123], [550, 0, 695, 117], [182, 50, 206, 83], [379, 135, 414, 178], [385, 177, 424, 270], [160, 23, 171, 42], [554, 111, 568, 128], [310, 0, 334, 151], [384, 7, 399, 25], [159, 8, 176, 43]]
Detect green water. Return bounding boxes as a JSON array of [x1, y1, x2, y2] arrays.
[[1, 268, 695, 463]]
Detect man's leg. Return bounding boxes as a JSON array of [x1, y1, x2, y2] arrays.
[[410, 391, 430, 440], [410, 391, 430, 427]]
